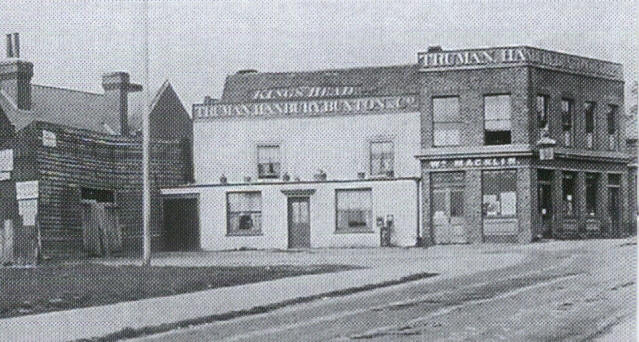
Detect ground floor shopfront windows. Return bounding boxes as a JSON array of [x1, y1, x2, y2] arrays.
[[421, 156, 634, 245]]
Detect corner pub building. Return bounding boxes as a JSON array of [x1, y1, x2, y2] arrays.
[[162, 45, 637, 250]]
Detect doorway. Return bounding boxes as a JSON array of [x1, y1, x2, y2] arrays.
[[162, 197, 200, 251], [537, 170, 553, 238], [608, 174, 621, 235], [287, 197, 311, 248], [431, 172, 466, 244]]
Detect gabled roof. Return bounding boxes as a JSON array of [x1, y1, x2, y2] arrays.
[[129, 80, 188, 133], [220, 64, 420, 103], [0, 83, 132, 134]]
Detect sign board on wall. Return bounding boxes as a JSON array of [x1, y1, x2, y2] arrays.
[[427, 157, 518, 169], [0, 149, 13, 172], [417, 47, 623, 80], [18, 199, 37, 226], [42, 130, 57, 147], [16, 181, 39, 200], [249, 86, 361, 100], [194, 95, 418, 119]]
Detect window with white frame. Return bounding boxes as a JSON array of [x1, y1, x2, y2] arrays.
[[433, 97, 461, 146], [227, 192, 262, 235], [336, 189, 373, 232], [607, 105, 618, 150], [584, 102, 596, 149], [257, 145, 280, 179], [484, 95, 512, 145], [561, 99, 573, 146], [370, 141, 394, 177]]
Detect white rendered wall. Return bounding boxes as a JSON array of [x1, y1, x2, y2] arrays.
[[192, 112, 421, 184], [161, 179, 419, 250]]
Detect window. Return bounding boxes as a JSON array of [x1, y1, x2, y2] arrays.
[[584, 102, 596, 149], [433, 97, 461, 146], [81, 187, 114, 203], [536, 95, 548, 130], [607, 105, 618, 150], [257, 145, 280, 179], [561, 99, 573, 146], [585, 173, 599, 217], [482, 170, 517, 217], [336, 189, 372, 232], [370, 141, 394, 176], [484, 95, 512, 145], [562, 172, 576, 217], [227, 192, 262, 235]]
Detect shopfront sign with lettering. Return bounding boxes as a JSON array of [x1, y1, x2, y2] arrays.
[[427, 157, 518, 169]]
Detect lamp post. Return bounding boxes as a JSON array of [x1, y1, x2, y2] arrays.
[[142, 0, 151, 266]]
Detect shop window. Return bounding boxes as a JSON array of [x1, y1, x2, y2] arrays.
[[536, 95, 549, 130], [227, 192, 262, 235], [257, 145, 280, 179], [484, 95, 512, 145], [584, 102, 596, 149], [482, 170, 517, 217], [607, 105, 618, 150], [370, 141, 394, 176], [585, 173, 599, 217], [336, 189, 372, 232], [433, 97, 461, 146], [561, 99, 573, 146], [562, 172, 576, 217], [81, 187, 114, 203]]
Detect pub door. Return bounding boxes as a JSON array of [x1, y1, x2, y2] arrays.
[[288, 197, 311, 248], [431, 172, 466, 244], [608, 175, 621, 235], [537, 170, 553, 238]]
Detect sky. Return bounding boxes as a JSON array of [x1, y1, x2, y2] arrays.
[[1, 0, 637, 121]]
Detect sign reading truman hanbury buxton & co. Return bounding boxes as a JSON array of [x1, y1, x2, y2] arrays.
[[193, 95, 418, 119], [418, 46, 623, 80]]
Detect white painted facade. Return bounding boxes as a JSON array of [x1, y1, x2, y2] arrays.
[[162, 179, 419, 250], [162, 109, 423, 250], [193, 111, 422, 184]]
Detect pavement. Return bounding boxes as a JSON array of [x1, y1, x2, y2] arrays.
[[0, 240, 632, 341]]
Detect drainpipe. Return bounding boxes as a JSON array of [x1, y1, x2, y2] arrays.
[[416, 177, 422, 247]]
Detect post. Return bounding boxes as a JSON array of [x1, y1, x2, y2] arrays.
[[142, 0, 151, 265]]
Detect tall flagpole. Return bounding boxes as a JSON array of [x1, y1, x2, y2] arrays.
[[142, 0, 152, 265]]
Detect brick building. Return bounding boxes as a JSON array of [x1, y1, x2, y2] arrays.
[[162, 45, 636, 250], [0, 34, 192, 261]]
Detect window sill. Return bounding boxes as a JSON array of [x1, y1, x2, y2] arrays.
[[334, 229, 375, 234], [226, 232, 263, 237]]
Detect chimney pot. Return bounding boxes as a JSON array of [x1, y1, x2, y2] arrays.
[[427, 45, 443, 52], [6, 34, 13, 58], [12, 33, 19, 58]]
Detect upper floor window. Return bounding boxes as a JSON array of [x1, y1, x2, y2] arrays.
[[370, 141, 394, 177], [484, 95, 512, 145], [536, 95, 548, 130], [433, 97, 461, 146], [584, 102, 596, 149], [561, 99, 573, 146], [607, 105, 618, 150], [257, 145, 280, 179]]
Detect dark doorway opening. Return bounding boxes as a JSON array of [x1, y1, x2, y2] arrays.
[[537, 170, 553, 238], [162, 197, 200, 251]]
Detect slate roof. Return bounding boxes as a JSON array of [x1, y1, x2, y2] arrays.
[[220, 64, 421, 103]]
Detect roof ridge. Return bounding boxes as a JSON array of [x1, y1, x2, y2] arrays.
[[32, 83, 104, 96], [229, 63, 418, 77]]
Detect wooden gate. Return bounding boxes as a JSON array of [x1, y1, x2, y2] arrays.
[[81, 201, 122, 256]]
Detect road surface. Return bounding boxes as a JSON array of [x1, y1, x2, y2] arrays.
[[134, 240, 636, 341]]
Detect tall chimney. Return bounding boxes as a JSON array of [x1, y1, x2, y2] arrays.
[[101, 72, 142, 136], [6, 34, 12, 58], [12, 33, 19, 58], [1, 33, 32, 109]]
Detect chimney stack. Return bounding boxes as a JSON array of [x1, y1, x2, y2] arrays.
[[101, 72, 142, 136], [1, 33, 32, 109]]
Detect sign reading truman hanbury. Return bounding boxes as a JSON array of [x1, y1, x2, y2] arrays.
[[418, 46, 623, 80], [194, 95, 418, 119]]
